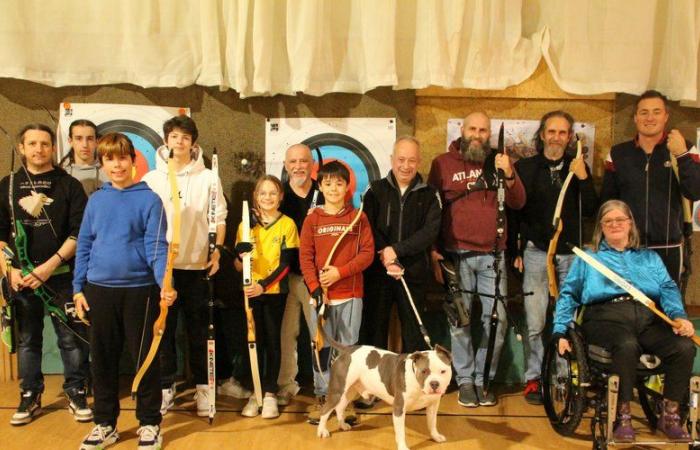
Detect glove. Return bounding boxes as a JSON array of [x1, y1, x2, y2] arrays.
[[234, 242, 253, 256], [311, 287, 325, 313]]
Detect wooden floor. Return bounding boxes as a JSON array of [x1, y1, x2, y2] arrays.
[[0, 376, 691, 450]]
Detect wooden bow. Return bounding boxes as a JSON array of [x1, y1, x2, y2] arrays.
[[131, 149, 181, 397], [546, 139, 582, 300], [241, 200, 263, 406], [571, 245, 700, 347], [312, 196, 366, 378]]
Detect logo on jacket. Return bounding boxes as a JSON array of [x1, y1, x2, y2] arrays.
[[18, 191, 54, 218]]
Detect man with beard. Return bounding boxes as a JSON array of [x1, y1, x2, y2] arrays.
[[428, 112, 525, 407], [602, 90, 700, 289], [277, 143, 324, 406], [511, 110, 598, 404]]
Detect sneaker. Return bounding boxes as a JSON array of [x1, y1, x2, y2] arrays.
[[344, 404, 358, 426], [276, 383, 300, 406], [194, 384, 211, 417], [160, 383, 175, 416], [476, 385, 497, 406], [307, 396, 325, 425], [79, 423, 119, 450], [67, 387, 94, 422], [136, 425, 162, 450], [523, 379, 543, 405], [353, 395, 376, 410], [457, 384, 478, 408], [241, 395, 260, 417], [10, 390, 42, 426], [261, 395, 279, 419], [217, 377, 252, 400]]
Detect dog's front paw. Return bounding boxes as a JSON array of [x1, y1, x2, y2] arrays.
[[317, 427, 331, 438], [431, 432, 446, 443], [338, 420, 351, 431], [397, 443, 410, 450]]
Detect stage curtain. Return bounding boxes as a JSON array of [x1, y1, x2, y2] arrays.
[[0, 0, 698, 99], [526, 0, 700, 101]]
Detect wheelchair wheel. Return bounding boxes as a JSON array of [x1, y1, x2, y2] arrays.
[[542, 327, 590, 436]]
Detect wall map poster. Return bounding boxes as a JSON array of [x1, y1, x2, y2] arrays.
[[446, 118, 595, 168], [265, 118, 396, 207], [58, 103, 190, 181]]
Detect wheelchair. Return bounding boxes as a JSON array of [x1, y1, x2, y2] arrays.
[[541, 325, 700, 449]]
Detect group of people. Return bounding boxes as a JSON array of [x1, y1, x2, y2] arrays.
[[0, 89, 698, 449]]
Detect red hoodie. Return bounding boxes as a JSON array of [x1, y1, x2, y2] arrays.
[[299, 205, 374, 301], [428, 138, 526, 252]]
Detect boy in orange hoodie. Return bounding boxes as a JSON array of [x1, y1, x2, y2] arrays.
[[299, 161, 374, 423]]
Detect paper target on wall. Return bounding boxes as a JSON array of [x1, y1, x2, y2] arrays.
[[446, 118, 595, 167], [57, 103, 190, 181], [265, 118, 395, 207]]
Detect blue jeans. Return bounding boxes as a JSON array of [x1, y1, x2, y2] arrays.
[[311, 298, 363, 397], [522, 242, 574, 381], [450, 252, 506, 387], [15, 276, 90, 393]]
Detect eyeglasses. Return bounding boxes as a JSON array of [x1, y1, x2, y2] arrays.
[[601, 217, 630, 226]]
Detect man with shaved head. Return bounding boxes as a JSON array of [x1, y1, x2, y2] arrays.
[[428, 112, 525, 408], [361, 136, 441, 355], [277, 143, 324, 406]]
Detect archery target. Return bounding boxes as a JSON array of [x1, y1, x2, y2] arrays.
[[57, 103, 190, 181], [266, 118, 394, 207]]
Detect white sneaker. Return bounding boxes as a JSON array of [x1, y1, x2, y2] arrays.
[[194, 384, 211, 417], [160, 383, 175, 416], [136, 425, 162, 450], [241, 396, 259, 417], [217, 377, 252, 399], [79, 423, 119, 450], [276, 383, 300, 406], [261, 395, 279, 419]]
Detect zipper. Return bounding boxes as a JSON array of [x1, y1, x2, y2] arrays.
[[644, 153, 651, 246]]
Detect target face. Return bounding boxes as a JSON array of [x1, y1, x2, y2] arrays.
[[58, 103, 189, 181], [266, 118, 394, 207]]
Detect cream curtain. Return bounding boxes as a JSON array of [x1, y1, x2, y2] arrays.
[[0, 0, 698, 99], [527, 0, 700, 101]]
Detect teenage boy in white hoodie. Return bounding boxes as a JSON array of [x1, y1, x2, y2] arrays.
[[142, 115, 230, 416]]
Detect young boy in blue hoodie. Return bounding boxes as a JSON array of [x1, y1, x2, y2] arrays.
[[72, 133, 176, 450]]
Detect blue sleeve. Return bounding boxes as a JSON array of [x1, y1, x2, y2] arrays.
[[552, 256, 586, 335], [72, 198, 96, 294], [648, 251, 687, 320], [144, 197, 168, 288]]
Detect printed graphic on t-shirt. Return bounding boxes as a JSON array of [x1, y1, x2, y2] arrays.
[[18, 190, 53, 218]]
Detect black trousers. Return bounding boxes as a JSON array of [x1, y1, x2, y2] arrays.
[[582, 301, 695, 403], [653, 246, 682, 289], [159, 269, 209, 387], [360, 272, 427, 353], [214, 304, 250, 384], [250, 294, 286, 394], [84, 283, 161, 427]]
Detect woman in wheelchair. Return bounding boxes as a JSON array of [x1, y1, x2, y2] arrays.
[[552, 199, 696, 442]]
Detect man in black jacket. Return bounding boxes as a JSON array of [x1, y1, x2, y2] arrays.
[[602, 90, 700, 287], [0, 124, 91, 426], [361, 136, 441, 354], [511, 110, 598, 404]]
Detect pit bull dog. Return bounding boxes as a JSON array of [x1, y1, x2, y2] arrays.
[[316, 340, 452, 450]]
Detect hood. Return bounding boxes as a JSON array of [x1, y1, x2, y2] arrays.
[[61, 160, 101, 172], [311, 204, 357, 219], [153, 144, 206, 175], [100, 181, 153, 193]]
